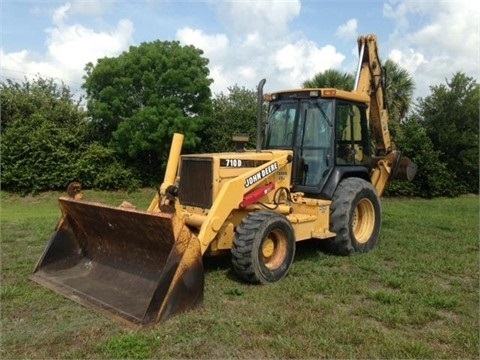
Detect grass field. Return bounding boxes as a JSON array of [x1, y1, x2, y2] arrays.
[[1, 190, 479, 359]]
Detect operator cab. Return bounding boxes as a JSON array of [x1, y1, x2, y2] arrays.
[[264, 89, 372, 198]]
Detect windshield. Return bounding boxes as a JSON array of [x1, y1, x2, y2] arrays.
[[266, 99, 333, 149], [266, 102, 297, 147]]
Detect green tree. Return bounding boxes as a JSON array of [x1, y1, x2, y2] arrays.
[[82, 40, 213, 184], [1, 77, 136, 193], [383, 59, 415, 123], [388, 114, 458, 197], [417, 72, 479, 193], [202, 85, 258, 153], [302, 69, 354, 90], [383, 59, 416, 140]]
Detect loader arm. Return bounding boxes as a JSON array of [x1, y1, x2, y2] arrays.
[[194, 153, 292, 254], [148, 133, 184, 213]]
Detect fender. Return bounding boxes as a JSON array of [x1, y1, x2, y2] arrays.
[[321, 166, 370, 199]]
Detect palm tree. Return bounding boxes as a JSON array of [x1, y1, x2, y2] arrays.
[[302, 69, 355, 91], [383, 59, 415, 123]]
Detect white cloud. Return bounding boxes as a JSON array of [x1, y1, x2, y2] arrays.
[[209, 65, 229, 94], [177, 1, 345, 94], [52, 3, 70, 24], [389, 48, 426, 75], [0, 0, 345, 99], [238, 66, 257, 81], [176, 27, 229, 60], [242, 32, 263, 49], [46, 19, 134, 73], [2, 0, 478, 104], [336, 19, 358, 40], [273, 42, 344, 86], [0, 3, 133, 92], [385, 0, 480, 97], [69, 0, 115, 16], [383, 1, 412, 30], [216, 0, 301, 37], [177, 27, 346, 94], [1, 49, 64, 83]]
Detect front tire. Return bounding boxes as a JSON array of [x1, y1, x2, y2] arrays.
[[231, 211, 296, 284], [327, 178, 381, 255]]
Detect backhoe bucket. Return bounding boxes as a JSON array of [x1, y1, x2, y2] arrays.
[[394, 156, 418, 181], [31, 197, 204, 327]]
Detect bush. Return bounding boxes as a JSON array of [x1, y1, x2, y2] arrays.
[[76, 143, 139, 190], [1, 114, 84, 194], [387, 116, 460, 198], [0, 77, 139, 194]]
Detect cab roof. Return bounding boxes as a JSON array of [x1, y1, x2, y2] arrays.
[[265, 88, 369, 104]]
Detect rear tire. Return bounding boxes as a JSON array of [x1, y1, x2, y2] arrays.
[[232, 211, 295, 284], [326, 178, 381, 255]]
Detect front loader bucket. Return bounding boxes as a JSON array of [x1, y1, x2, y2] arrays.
[[31, 197, 204, 327]]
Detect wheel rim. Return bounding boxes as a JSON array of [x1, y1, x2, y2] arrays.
[[261, 230, 288, 270], [351, 198, 375, 243]]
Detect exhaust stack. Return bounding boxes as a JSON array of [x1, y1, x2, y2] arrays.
[[256, 78, 266, 152]]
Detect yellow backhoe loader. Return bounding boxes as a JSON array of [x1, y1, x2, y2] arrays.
[[31, 34, 416, 327]]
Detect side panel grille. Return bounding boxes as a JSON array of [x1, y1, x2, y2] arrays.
[[178, 157, 213, 209]]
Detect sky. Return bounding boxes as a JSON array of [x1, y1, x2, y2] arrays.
[[1, 0, 479, 101]]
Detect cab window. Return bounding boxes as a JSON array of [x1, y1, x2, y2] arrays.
[[336, 102, 369, 165]]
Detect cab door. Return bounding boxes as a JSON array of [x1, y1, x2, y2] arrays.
[[292, 99, 334, 191]]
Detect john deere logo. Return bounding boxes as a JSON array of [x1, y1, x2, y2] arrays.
[[244, 162, 279, 188]]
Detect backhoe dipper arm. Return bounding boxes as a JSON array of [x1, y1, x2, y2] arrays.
[[355, 34, 392, 155], [353, 34, 419, 196]]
